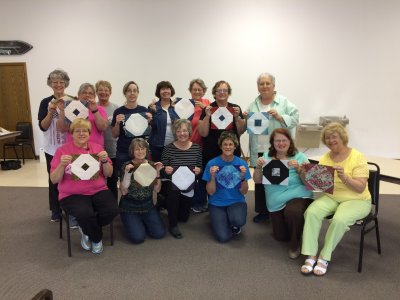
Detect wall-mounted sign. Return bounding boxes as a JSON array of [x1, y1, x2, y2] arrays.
[[0, 40, 33, 55]]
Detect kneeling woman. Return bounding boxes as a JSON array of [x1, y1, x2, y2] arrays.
[[50, 118, 120, 254], [203, 131, 251, 243], [253, 128, 313, 259], [119, 138, 166, 243]]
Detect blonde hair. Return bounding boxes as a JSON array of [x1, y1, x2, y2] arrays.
[[95, 80, 112, 93], [70, 118, 91, 134], [321, 122, 348, 146]]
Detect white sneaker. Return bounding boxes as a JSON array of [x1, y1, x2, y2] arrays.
[[78, 227, 91, 251], [91, 240, 103, 254]]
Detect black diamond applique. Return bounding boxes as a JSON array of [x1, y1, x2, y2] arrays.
[[255, 119, 262, 127], [73, 109, 80, 116], [81, 163, 90, 171], [219, 115, 226, 122]]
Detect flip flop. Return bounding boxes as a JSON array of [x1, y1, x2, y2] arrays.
[[301, 258, 316, 276], [313, 258, 329, 276]]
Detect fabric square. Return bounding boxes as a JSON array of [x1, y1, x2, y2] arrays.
[[124, 113, 150, 137], [216, 165, 242, 189], [71, 154, 99, 180], [171, 166, 196, 192], [133, 162, 157, 187], [246, 112, 270, 135], [262, 159, 289, 185], [210, 107, 234, 130], [174, 98, 195, 120], [64, 100, 89, 123], [303, 163, 335, 194]]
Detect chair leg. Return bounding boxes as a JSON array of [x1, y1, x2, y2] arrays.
[[110, 221, 114, 246], [13, 146, 19, 162], [375, 219, 382, 254], [22, 145, 25, 164], [59, 209, 63, 239], [30, 144, 37, 160], [358, 228, 365, 272]]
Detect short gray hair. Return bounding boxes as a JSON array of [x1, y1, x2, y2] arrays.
[[47, 69, 70, 87], [77, 83, 95, 95], [189, 78, 207, 92], [257, 72, 275, 85], [172, 119, 192, 140]]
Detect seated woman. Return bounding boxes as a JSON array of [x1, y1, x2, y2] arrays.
[[161, 119, 202, 239], [119, 138, 166, 244], [300, 122, 371, 276], [202, 131, 251, 243], [50, 118, 120, 254], [253, 128, 313, 259]]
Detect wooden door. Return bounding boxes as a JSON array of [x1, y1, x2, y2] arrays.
[[0, 62, 35, 159]]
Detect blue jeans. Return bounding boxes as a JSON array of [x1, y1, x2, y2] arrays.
[[120, 208, 166, 244], [208, 202, 247, 243]]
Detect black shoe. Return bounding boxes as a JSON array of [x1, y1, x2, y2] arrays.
[[253, 213, 269, 223], [232, 226, 242, 235], [169, 226, 182, 239]]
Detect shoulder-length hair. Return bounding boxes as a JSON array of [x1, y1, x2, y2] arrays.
[[268, 128, 297, 157]]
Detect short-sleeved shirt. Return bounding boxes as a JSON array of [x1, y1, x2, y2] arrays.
[[203, 155, 251, 207], [320, 148, 371, 202], [50, 142, 110, 201], [199, 101, 243, 164], [99, 102, 119, 158], [111, 105, 150, 154], [263, 152, 313, 212]]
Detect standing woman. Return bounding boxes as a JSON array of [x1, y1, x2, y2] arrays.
[[202, 131, 251, 243], [161, 119, 202, 239], [148, 81, 179, 162], [188, 78, 211, 213], [253, 128, 313, 259], [111, 81, 151, 172], [198, 80, 245, 167], [38, 69, 74, 222], [246, 73, 299, 223], [96, 80, 119, 201], [300, 123, 371, 276], [57, 83, 109, 146]]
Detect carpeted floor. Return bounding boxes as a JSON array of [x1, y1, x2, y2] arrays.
[[0, 187, 399, 300]]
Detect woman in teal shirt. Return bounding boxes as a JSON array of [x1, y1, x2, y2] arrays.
[[253, 128, 312, 259]]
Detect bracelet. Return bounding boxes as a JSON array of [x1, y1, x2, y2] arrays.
[[91, 109, 99, 114], [101, 160, 108, 164]]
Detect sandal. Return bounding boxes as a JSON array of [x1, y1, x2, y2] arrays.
[[300, 258, 316, 275], [313, 258, 329, 276]]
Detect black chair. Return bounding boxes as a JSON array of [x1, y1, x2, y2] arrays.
[[59, 208, 114, 257], [324, 161, 381, 272], [3, 121, 37, 164]]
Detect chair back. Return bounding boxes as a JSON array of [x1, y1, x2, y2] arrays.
[[15, 121, 33, 141], [367, 162, 380, 216]]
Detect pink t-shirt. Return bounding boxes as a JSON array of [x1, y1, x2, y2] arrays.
[[191, 98, 211, 146], [66, 105, 107, 146], [50, 141, 111, 200]]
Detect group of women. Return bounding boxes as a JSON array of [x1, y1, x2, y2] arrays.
[[39, 69, 372, 277]]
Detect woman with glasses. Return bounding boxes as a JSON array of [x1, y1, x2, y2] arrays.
[[119, 138, 166, 244], [202, 131, 251, 243], [57, 83, 108, 146], [245, 73, 299, 224], [160, 119, 202, 239], [198, 80, 245, 180], [253, 128, 313, 259], [111, 81, 151, 171], [50, 118, 120, 254], [38, 69, 74, 222], [300, 123, 371, 276], [187, 78, 211, 213]]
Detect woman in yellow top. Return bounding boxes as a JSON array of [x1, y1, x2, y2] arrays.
[[300, 122, 371, 276]]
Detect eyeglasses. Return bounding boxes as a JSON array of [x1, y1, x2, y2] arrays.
[[176, 129, 189, 134], [52, 81, 65, 85], [273, 139, 289, 144], [74, 129, 89, 134], [215, 89, 228, 94]]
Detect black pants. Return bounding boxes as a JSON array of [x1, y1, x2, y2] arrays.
[[45, 152, 59, 213], [254, 152, 269, 215], [106, 157, 119, 202], [269, 198, 313, 251], [60, 190, 120, 242], [163, 181, 192, 227]]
